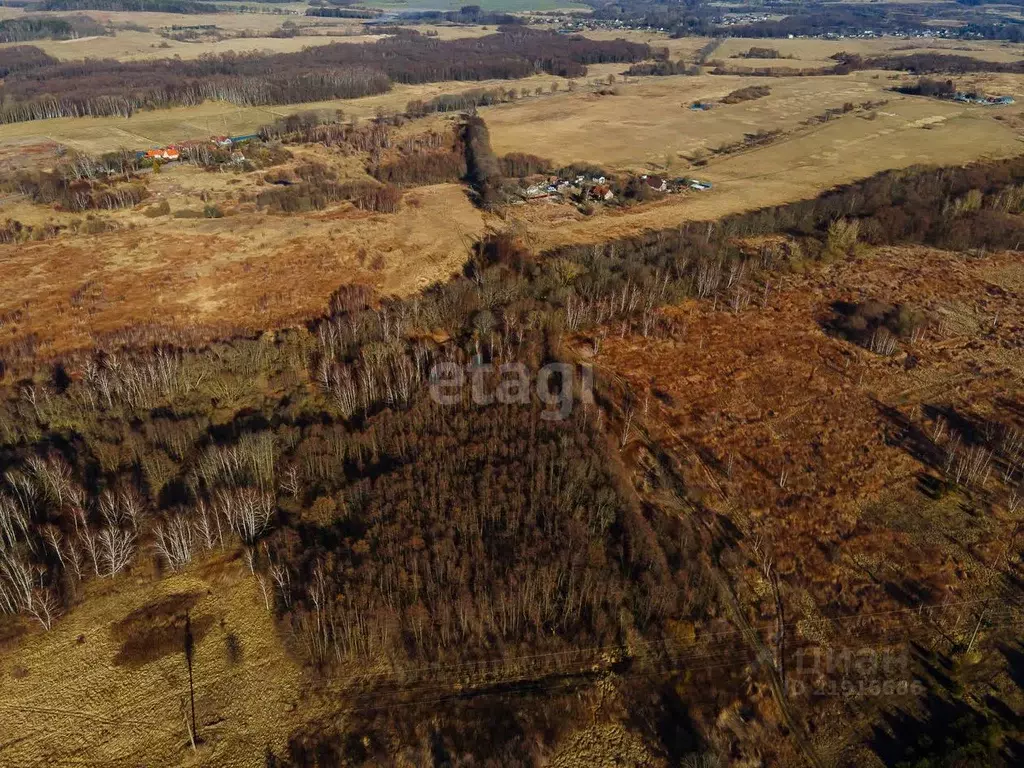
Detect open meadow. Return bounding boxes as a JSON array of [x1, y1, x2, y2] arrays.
[[492, 70, 1024, 247], [1, 15, 1024, 766], [0, 6, 493, 61]]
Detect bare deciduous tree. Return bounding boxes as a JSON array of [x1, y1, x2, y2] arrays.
[[0, 547, 59, 629], [0, 493, 29, 551], [26, 454, 79, 509], [97, 526, 136, 577], [154, 514, 195, 571]]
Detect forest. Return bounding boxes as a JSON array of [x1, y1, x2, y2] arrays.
[[3, 125, 1024, 759], [304, 7, 380, 19], [30, 0, 221, 11], [625, 59, 696, 76], [0, 29, 649, 123], [0, 14, 105, 43], [400, 7, 524, 26], [583, 0, 715, 38], [836, 51, 1024, 76], [0, 46, 59, 78]]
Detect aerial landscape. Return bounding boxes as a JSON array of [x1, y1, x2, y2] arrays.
[[0, 0, 1022, 765]]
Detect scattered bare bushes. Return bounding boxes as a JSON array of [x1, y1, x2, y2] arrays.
[[248, 180, 401, 214], [721, 85, 771, 104], [826, 299, 927, 355]]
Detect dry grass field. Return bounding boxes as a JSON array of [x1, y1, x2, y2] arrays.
[[0, 6, 302, 34], [714, 36, 1024, 65], [0, 29, 1022, 354], [0, 71, 591, 155], [493, 70, 1023, 248], [0, 7, 492, 62], [2, 28, 386, 61], [0, 175, 486, 355], [0, 552, 313, 766], [575, 28, 714, 60]]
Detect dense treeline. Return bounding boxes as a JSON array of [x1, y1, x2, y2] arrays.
[[304, 7, 379, 19], [405, 86, 525, 118], [400, 7, 523, 26], [272, 395, 684, 666], [0, 28, 648, 124], [0, 59, 390, 123], [0, 15, 106, 43], [2, 165, 148, 212], [30, 0, 220, 11], [733, 47, 786, 59], [0, 329, 704, 705], [258, 112, 392, 154], [0, 45, 58, 77], [721, 85, 770, 104], [897, 77, 956, 98], [16, 175, 147, 212], [369, 131, 468, 186], [624, 59, 695, 76], [462, 115, 505, 208], [836, 52, 1024, 75], [543, 156, 1024, 275], [711, 63, 837, 77], [248, 178, 402, 214], [500, 152, 551, 178], [369, 149, 467, 185], [584, 0, 715, 38]]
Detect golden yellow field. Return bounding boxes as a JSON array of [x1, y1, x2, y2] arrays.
[[0, 5, 308, 34], [713, 36, 1024, 65], [0, 6, 492, 62], [0, 73, 601, 156], [0, 556, 310, 766], [2, 29, 387, 61], [575, 28, 714, 60]]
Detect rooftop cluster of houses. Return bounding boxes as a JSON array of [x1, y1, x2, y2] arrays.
[[715, 14, 773, 28], [642, 175, 713, 192], [142, 146, 180, 161], [772, 28, 992, 41], [522, 173, 712, 204], [136, 134, 261, 163], [524, 174, 614, 202], [546, 10, 994, 42]]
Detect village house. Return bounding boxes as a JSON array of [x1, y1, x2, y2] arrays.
[[641, 174, 667, 192], [143, 146, 180, 161]]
